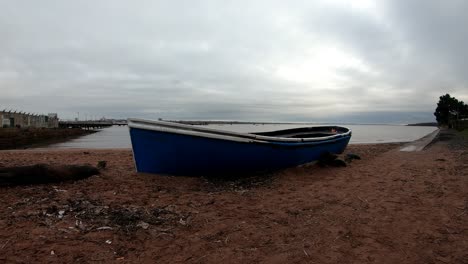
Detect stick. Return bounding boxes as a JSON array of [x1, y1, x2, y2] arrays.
[[0, 239, 11, 250]]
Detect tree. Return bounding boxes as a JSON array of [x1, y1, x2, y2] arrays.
[[434, 94, 468, 126]]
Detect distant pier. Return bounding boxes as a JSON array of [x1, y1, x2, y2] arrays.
[[59, 121, 127, 130]]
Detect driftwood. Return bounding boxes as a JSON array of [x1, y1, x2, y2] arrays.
[[0, 164, 99, 186]]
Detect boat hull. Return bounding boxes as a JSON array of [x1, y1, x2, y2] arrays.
[[129, 125, 351, 176]]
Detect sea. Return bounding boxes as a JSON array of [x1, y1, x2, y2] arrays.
[[47, 123, 438, 149]]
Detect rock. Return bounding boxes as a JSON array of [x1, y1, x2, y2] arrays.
[[178, 218, 187, 226], [137, 221, 150, 230], [58, 210, 65, 219]]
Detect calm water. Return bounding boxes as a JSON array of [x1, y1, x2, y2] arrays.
[[48, 123, 437, 149]]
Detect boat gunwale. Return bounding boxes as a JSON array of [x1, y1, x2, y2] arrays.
[[128, 118, 352, 144]]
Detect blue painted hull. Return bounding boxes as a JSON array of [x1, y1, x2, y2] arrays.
[[129, 121, 351, 176]]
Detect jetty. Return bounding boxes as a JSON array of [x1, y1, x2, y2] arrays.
[[59, 120, 127, 130]]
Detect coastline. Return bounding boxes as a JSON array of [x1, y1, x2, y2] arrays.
[[0, 132, 466, 263]]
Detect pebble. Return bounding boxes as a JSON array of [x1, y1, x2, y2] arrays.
[[58, 210, 65, 219]]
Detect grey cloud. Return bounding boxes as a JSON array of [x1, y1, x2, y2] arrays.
[[0, 0, 466, 123], [303, 1, 468, 104]]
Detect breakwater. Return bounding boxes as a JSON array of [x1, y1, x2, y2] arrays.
[[0, 128, 95, 149]]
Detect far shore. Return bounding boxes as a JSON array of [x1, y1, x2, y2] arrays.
[[167, 119, 439, 126]]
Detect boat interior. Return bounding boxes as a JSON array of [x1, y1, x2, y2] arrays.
[[252, 126, 350, 139]]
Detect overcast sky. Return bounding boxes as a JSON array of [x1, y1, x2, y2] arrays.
[[1, 0, 467, 123]]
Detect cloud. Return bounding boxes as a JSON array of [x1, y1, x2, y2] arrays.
[[0, 0, 467, 123]]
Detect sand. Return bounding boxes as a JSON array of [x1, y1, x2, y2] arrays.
[[0, 130, 466, 263]]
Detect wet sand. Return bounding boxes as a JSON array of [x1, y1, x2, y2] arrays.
[[0, 131, 466, 263]]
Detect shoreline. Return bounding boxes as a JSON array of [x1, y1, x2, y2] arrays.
[[1, 124, 437, 150]]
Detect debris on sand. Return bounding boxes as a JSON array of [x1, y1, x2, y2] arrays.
[[30, 198, 192, 233]]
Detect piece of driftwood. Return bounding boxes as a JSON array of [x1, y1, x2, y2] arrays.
[[0, 164, 99, 186]]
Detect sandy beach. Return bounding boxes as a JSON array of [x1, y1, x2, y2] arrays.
[[0, 130, 466, 263]]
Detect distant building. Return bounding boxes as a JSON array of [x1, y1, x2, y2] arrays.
[[48, 113, 59, 128], [0, 110, 59, 128]]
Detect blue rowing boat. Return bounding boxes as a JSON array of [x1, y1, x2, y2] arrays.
[[128, 118, 352, 176]]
